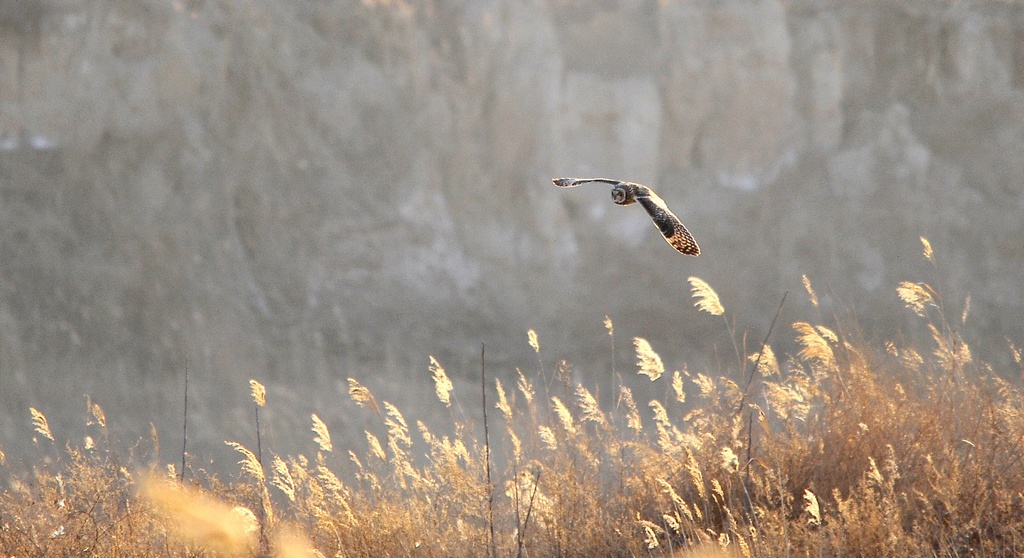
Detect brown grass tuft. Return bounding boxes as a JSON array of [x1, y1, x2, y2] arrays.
[[619, 386, 643, 434], [575, 385, 606, 427], [920, 235, 934, 263], [802, 274, 819, 307], [634, 337, 665, 381], [897, 281, 936, 317], [527, 329, 540, 353], [748, 344, 779, 377], [30, 407, 54, 442], [311, 414, 333, 453], [347, 378, 381, 417], [793, 322, 836, 372], [86, 397, 107, 429], [250, 380, 267, 407], [689, 276, 725, 316], [226, 441, 265, 483], [429, 356, 454, 408]]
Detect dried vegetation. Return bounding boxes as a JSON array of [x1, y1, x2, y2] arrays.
[[2, 239, 1024, 556]]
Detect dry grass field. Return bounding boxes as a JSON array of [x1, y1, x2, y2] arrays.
[[2, 240, 1023, 557]]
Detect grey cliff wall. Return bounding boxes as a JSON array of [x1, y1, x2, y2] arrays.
[[0, 0, 1022, 461]]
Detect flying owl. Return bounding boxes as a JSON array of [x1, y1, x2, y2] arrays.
[[553, 177, 700, 256]]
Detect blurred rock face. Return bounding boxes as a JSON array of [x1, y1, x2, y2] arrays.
[[0, 0, 1022, 457]]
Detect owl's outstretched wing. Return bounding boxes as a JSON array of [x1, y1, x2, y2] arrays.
[[635, 190, 701, 256], [552, 177, 621, 188]]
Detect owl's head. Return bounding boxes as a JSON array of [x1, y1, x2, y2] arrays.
[[610, 184, 636, 206]]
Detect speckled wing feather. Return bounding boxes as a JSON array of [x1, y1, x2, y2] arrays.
[[635, 190, 700, 256]]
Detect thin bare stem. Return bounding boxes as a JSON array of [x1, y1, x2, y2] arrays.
[[180, 357, 189, 482], [738, 291, 788, 416], [517, 469, 542, 558], [739, 291, 787, 491], [481, 343, 496, 558], [254, 403, 265, 549], [606, 316, 617, 409]]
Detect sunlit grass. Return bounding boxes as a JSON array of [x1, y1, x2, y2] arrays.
[[2, 240, 1024, 556]]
